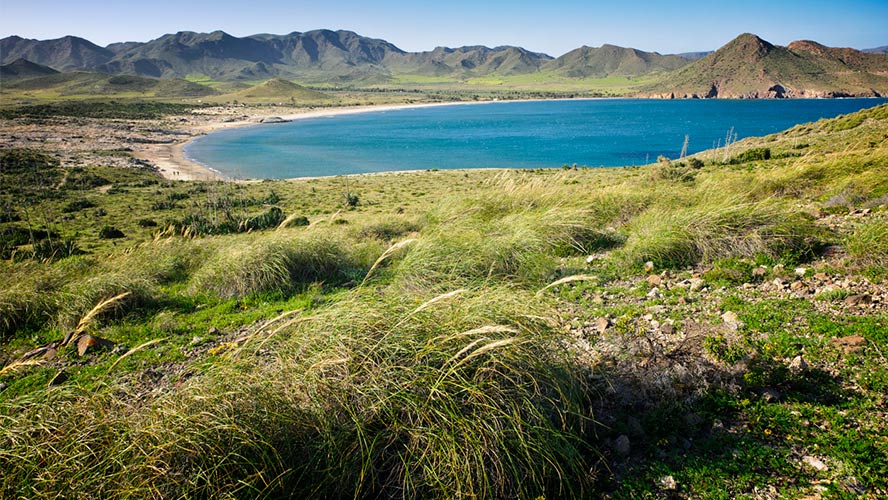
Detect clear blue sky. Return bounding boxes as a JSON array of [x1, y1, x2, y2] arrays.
[[1, 0, 886, 56]]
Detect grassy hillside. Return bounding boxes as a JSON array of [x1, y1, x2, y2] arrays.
[[1, 104, 887, 498], [0, 71, 218, 102], [0, 59, 59, 81], [542, 44, 688, 78], [213, 78, 331, 104]]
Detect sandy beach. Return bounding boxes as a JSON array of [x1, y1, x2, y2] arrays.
[[140, 101, 479, 181]]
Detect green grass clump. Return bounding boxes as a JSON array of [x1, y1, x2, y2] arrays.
[[1, 287, 594, 499], [612, 197, 822, 268], [845, 220, 888, 271], [189, 230, 378, 298]]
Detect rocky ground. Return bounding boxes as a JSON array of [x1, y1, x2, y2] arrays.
[[0, 106, 294, 178], [552, 208, 887, 498]]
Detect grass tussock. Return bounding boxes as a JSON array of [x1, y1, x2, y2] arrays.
[[612, 196, 823, 267], [1, 287, 594, 499], [845, 220, 888, 271], [189, 230, 382, 298]]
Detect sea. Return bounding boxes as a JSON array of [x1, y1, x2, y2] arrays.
[[184, 98, 888, 179]]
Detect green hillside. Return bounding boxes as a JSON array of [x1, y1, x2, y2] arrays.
[[1, 71, 218, 101], [1, 103, 886, 498], [216, 78, 331, 103], [543, 44, 688, 78], [0, 59, 59, 81]]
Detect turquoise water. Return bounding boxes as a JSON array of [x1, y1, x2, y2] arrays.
[[185, 98, 888, 179]]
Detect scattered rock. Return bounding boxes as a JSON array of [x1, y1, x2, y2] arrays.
[[722, 311, 741, 329], [647, 287, 661, 298], [585, 254, 603, 264], [614, 434, 631, 456], [658, 475, 678, 491], [789, 355, 809, 374], [208, 327, 219, 335], [832, 335, 866, 354], [844, 294, 871, 307], [76, 334, 115, 356], [22, 346, 58, 361], [761, 388, 782, 403], [49, 370, 68, 386], [790, 281, 806, 291], [595, 317, 610, 334], [689, 278, 705, 291], [795, 267, 807, 276], [660, 323, 675, 335], [803, 455, 829, 471], [646, 274, 662, 287], [752, 267, 768, 278], [259, 116, 290, 124]]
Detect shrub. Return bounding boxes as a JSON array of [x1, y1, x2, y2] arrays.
[[0, 148, 59, 171], [30, 238, 82, 261], [729, 147, 771, 164], [239, 207, 285, 232], [98, 226, 125, 239], [344, 192, 359, 207], [62, 198, 96, 213]]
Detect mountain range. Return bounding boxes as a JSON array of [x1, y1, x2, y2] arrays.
[[0, 30, 696, 83], [2, 30, 887, 98]]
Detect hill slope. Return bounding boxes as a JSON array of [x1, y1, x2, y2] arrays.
[[642, 33, 888, 98], [0, 30, 684, 83], [0, 58, 60, 80], [220, 78, 330, 103], [0, 35, 113, 71], [0, 103, 886, 499], [387, 45, 552, 78], [1, 71, 218, 98], [543, 44, 689, 78]]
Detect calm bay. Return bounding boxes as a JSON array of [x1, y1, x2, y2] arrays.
[[185, 98, 888, 179]]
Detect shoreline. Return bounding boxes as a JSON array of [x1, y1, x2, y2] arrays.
[[142, 96, 888, 181], [143, 100, 491, 181]]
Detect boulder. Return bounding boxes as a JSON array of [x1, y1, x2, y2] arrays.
[[614, 434, 631, 456], [76, 334, 115, 356]]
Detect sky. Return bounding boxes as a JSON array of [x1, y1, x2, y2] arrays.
[[1, 0, 886, 56]]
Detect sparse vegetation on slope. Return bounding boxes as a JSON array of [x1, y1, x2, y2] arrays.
[[1, 104, 887, 498], [642, 33, 888, 98]]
